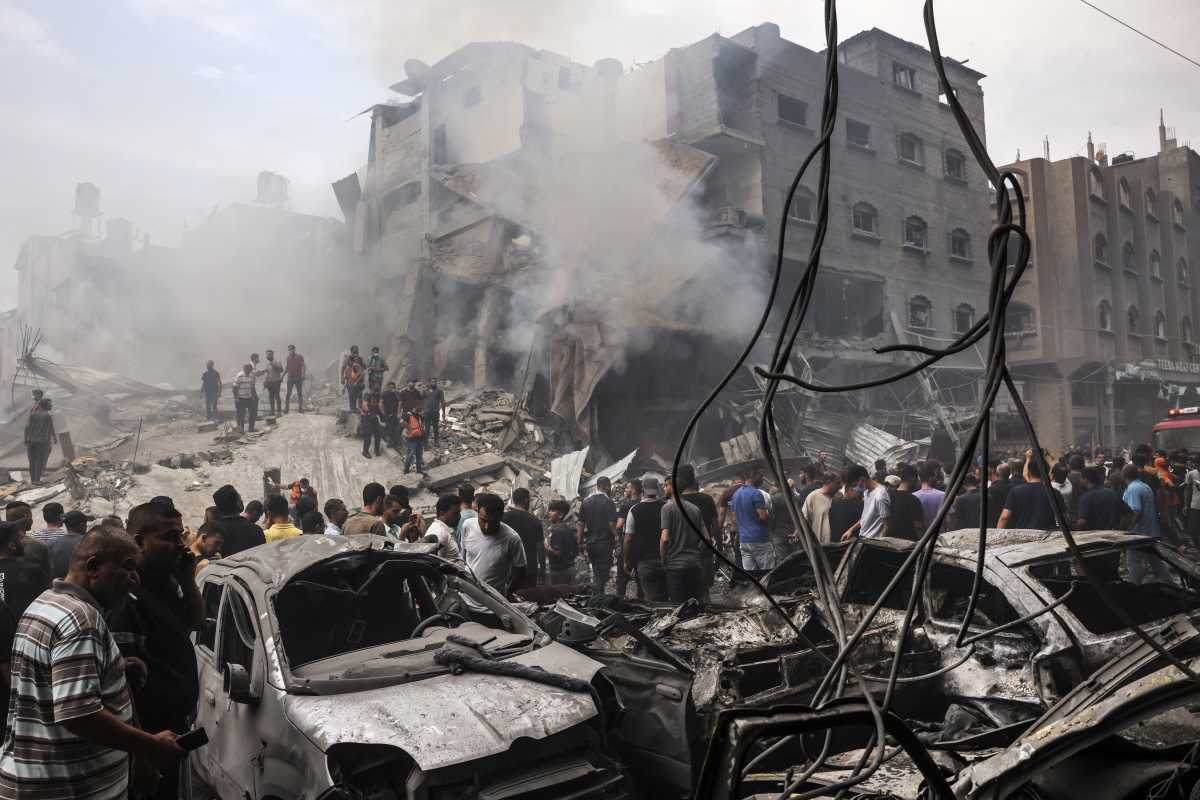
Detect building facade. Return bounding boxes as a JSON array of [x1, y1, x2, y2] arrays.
[[999, 116, 1200, 452], [340, 25, 995, 459]]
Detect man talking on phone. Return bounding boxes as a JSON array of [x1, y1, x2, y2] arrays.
[[109, 499, 204, 799]]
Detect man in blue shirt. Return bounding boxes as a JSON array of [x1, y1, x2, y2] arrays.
[[1122, 464, 1167, 583], [732, 475, 773, 570]]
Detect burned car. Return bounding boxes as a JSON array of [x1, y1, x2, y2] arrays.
[[541, 530, 1200, 795], [192, 535, 630, 799]]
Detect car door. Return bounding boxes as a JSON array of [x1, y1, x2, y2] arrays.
[[208, 581, 265, 798], [193, 579, 226, 793]]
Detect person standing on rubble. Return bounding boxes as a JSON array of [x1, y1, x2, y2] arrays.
[[578, 477, 618, 596], [381, 381, 401, 447], [398, 379, 423, 415], [200, 361, 222, 420], [661, 478, 706, 603], [233, 363, 257, 433], [615, 479, 642, 599], [249, 352, 265, 425], [678, 465, 719, 600], [544, 500, 577, 585], [801, 472, 841, 543], [732, 472, 774, 569], [342, 346, 366, 413], [366, 346, 389, 395], [284, 344, 306, 414], [401, 407, 425, 474], [360, 392, 385, 459], [262, 349, 285, 418], [24, 398, 55, 485], [423, 380, 444, 445], [623, 476, 668, 601]]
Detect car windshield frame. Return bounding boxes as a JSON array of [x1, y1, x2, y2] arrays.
[[1025, 541, 1200, 636], [267, 551, 544, 690]]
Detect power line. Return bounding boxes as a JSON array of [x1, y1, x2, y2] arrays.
[[1076, 0, 1200, 70]]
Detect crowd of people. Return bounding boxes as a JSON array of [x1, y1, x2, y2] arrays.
[[201, 346, 308, 431], [339, 346, 444, 470], [703, 442, 1197, 576]]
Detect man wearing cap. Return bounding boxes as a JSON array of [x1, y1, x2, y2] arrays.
[[30, 502, 66, 545], [623, 476, 667, 601], [212, 485, 265, 556], [48, 509, 93, 579]]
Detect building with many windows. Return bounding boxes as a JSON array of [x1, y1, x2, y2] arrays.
[[339, 25, 995, 460], [998, 115, 1200, 451]]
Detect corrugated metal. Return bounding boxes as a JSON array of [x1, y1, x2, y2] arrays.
[[844, 423, 923, 468]]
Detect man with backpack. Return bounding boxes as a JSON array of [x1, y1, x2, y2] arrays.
[[402, 408, 425, 474]]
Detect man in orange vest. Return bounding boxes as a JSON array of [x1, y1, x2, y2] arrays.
[[402, 409, 425, 474]]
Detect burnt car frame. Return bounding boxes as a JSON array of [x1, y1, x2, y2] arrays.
[[192, 535, 630, 800]]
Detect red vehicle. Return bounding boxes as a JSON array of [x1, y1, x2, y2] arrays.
[[1151, 407, 1200, 453]]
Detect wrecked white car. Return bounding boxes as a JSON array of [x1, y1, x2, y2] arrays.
[[193, 535, 630, 799]]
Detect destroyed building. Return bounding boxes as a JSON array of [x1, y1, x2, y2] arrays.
[[9, 178, 348, 389], [1000, 116, 1200, 451], [337, 25, 996, 464]]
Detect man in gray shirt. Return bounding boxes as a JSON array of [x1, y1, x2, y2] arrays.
[[460, 493, 527, 598], [661, 479, 705, 604]]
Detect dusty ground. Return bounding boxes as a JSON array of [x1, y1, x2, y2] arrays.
[[84, 413, 416, 525]]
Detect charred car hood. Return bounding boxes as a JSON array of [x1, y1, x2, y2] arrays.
[[282, 642, 603, 771]]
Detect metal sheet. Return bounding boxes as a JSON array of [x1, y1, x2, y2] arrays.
[[582, 449, 638, 492], [550, 447, 589, 500], [283, 642, 602, 771], [844, 422, 923, 468]]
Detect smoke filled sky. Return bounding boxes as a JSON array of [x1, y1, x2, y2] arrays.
[[1, 0, 1197, 307]]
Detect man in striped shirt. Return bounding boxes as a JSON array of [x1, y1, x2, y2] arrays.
[[0, 528, 183, 799]]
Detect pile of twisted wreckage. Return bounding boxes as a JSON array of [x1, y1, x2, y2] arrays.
[[522, 528, 1200, 798]]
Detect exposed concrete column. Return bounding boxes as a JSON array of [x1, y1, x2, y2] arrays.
[[474, 285, 502, 388]]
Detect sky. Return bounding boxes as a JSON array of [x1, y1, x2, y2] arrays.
[[0, 0, 1197, 308]]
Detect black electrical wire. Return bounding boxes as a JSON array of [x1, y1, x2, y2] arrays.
[[669, 1, 1200, 797]]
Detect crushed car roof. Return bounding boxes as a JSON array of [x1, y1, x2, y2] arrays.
[[937, 529, 1138, 566], [203, 535, 441, 587]]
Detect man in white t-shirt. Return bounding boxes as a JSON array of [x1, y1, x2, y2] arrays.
[[841, 464, 890, 540], [424, 494, 464, 564], [459, 492, 526, 597]]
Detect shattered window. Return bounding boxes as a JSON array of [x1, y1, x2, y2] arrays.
[[851, 202, 878, 235], [950, 228, 972, 259], [219, 590, 257, 672], [1150, 250, 1162, 278], [945, 148, 967, 181], [274, 554, 450, 668], [898, 134, 924, 166], [892, 62, 917, 91], [903, 215, 927, 249], [199, 582, 222, 651], [789, 187, 815, 222], [908, 295, 932, 331], [846, 119, 871, 148], [777, 94, 808, 127], [927, 563, 1027, 633], [1029, 546, 1200, 635]]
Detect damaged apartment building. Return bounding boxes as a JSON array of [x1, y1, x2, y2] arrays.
[[336, 24, 995, 464]]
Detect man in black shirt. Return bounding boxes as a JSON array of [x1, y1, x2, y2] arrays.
[[623, 477, 668, 601], [212, 484, 265, 555], [679, 465, 718, 599], [0, 520, 47, 621], [829, 484, 864, 542], [109, 500, 201, 800], [504, 488, 544, 588], [1075, 466, 1132, 531], [381, 381, 401, 447], [887, 468, 925, 541], [999, 455, 1063, 530], [948, 473, 984, 530], [986, 463, 1013, 527]]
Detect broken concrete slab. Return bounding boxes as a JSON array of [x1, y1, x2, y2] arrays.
[[582, 449, 638, 493], [424, 453, 509, 491], [13, 483, 67, 505]]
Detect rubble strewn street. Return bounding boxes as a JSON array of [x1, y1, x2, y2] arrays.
[[5, 3, 1200, 799]]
